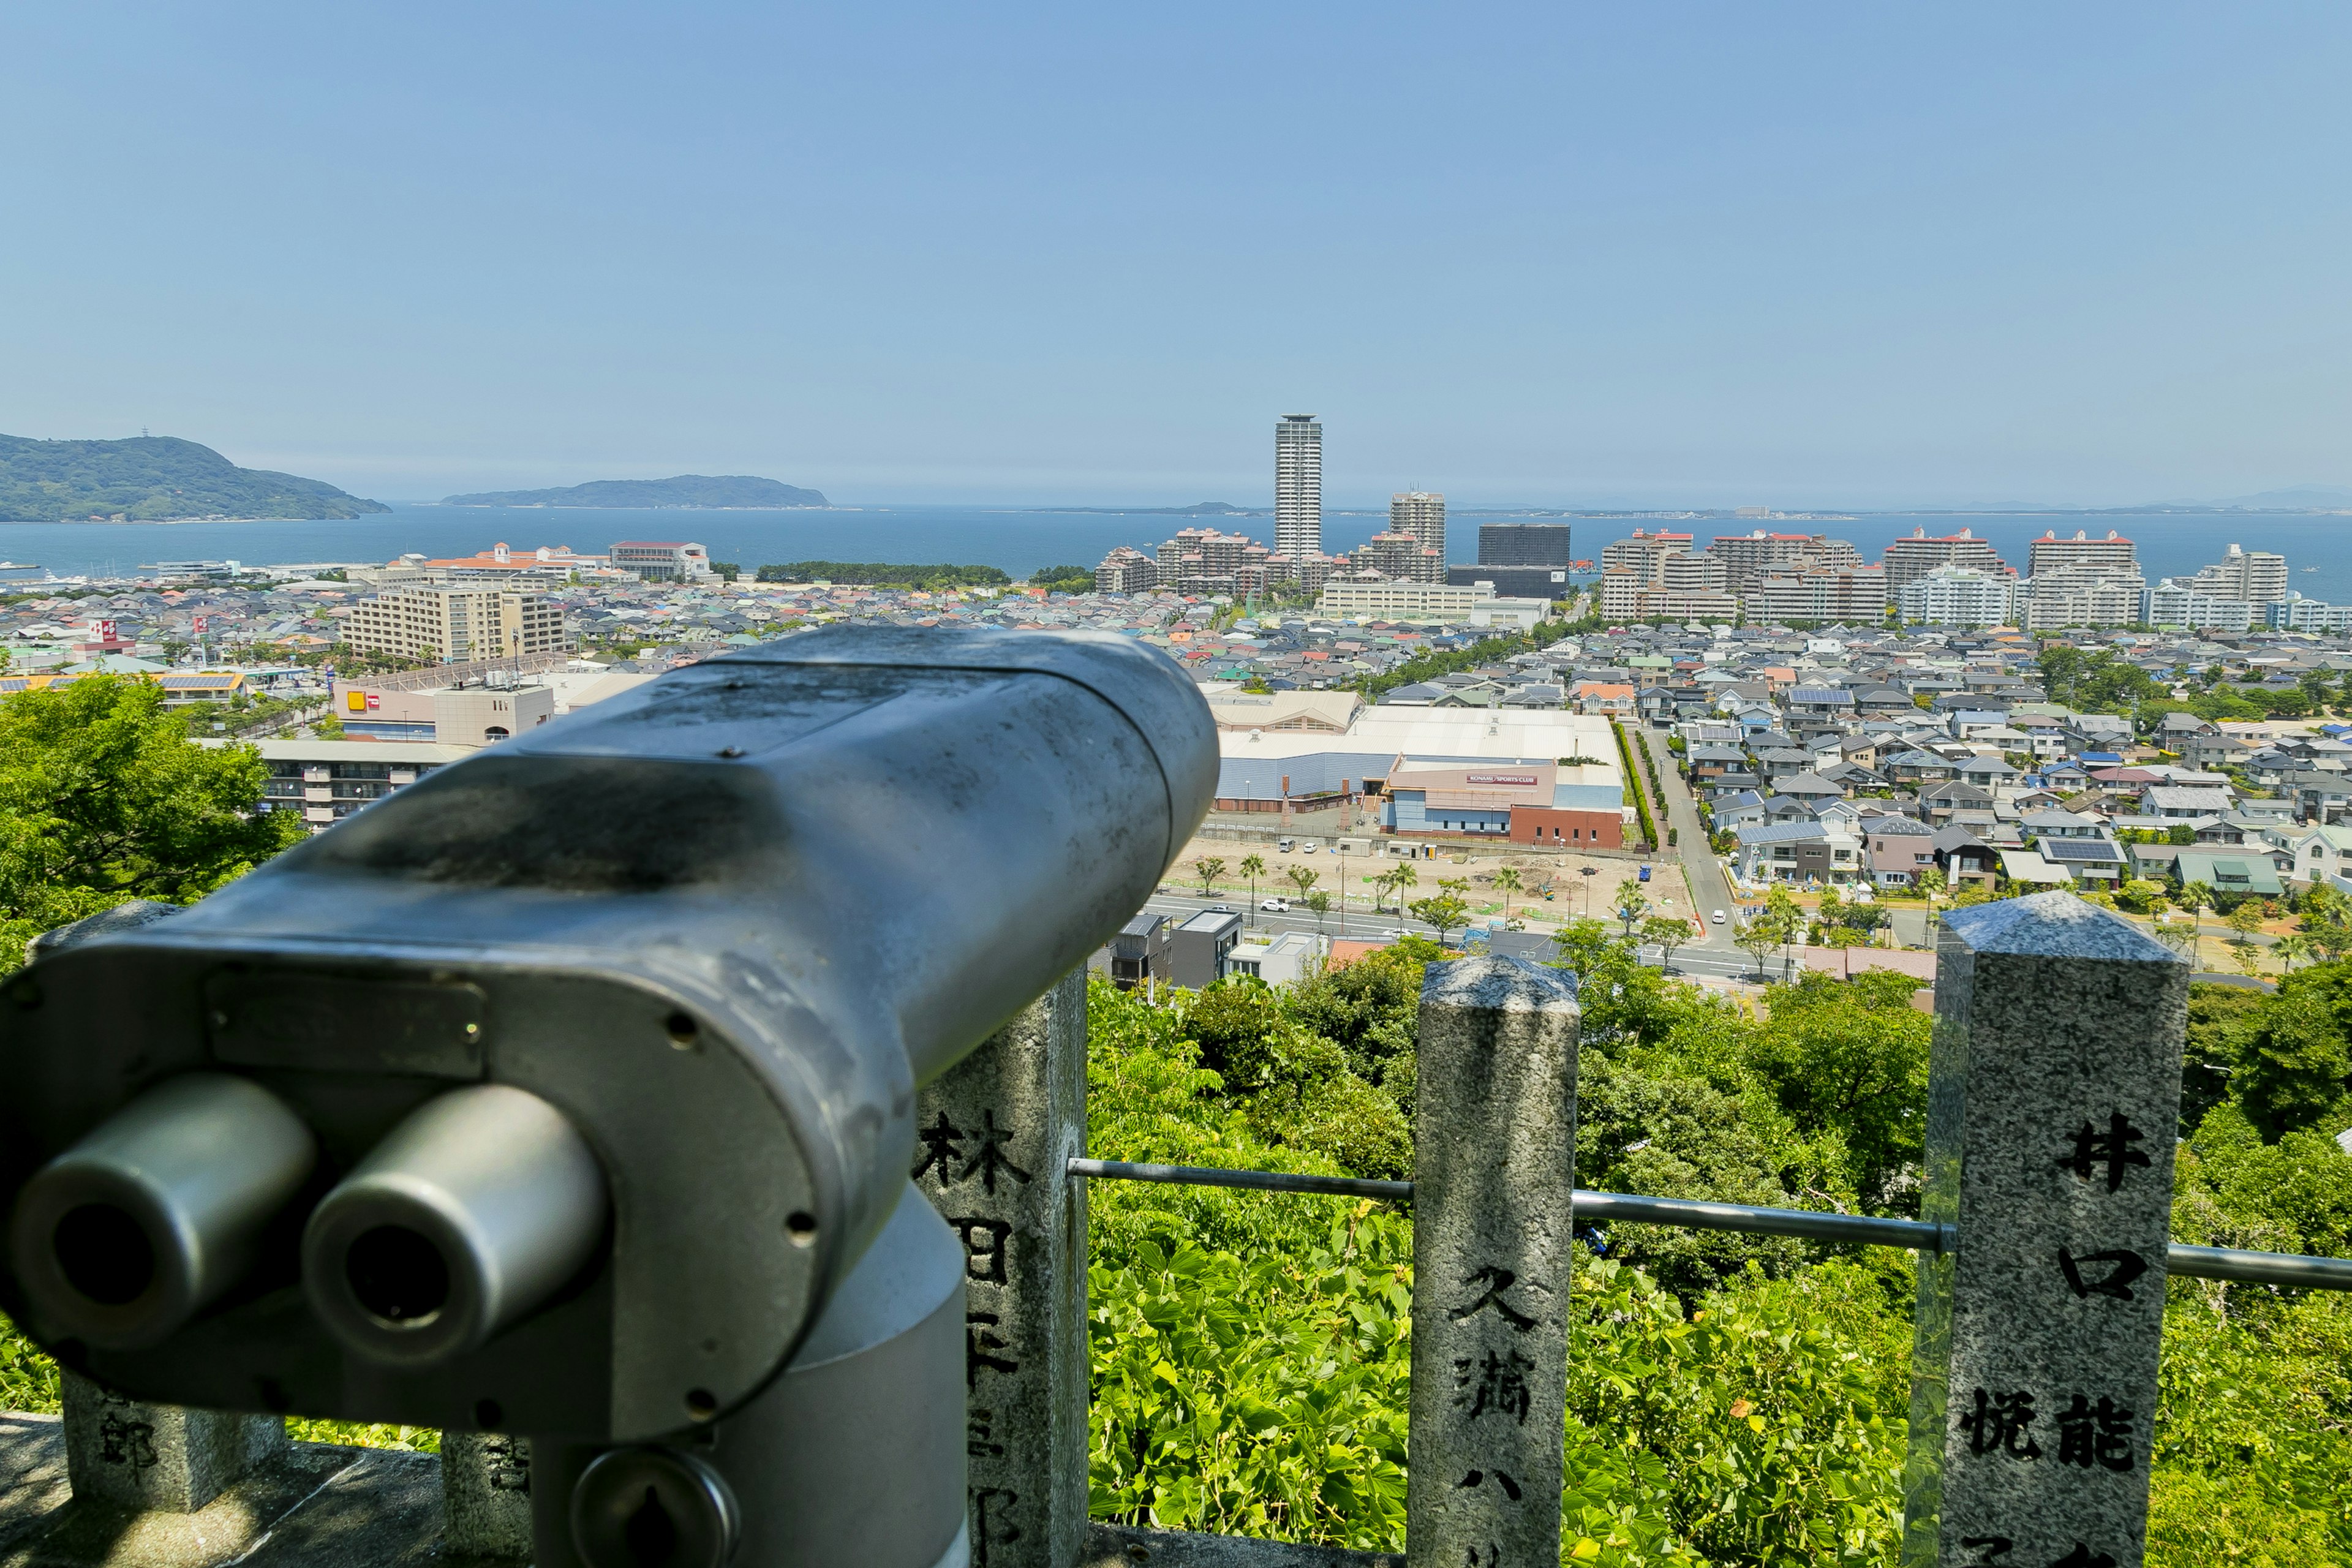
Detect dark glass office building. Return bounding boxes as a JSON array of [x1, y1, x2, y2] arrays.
[[1477, 522, 1572, 567]]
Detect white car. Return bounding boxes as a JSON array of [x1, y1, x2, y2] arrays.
[[1710, 908, 1727, 925], [1260, 898, 1291, 912]]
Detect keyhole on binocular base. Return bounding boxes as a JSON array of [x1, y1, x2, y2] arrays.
[[623, 1485, 680, 1567]]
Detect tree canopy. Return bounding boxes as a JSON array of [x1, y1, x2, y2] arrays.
[[0, 676, 303, 967]]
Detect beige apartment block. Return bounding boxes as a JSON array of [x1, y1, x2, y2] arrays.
[[345, 585, 568, 663]]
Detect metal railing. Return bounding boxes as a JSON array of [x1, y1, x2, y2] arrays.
[[1068, 1157, 2352, 1291]]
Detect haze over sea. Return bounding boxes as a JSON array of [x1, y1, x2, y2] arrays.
[[6, 502, 2350, 608]]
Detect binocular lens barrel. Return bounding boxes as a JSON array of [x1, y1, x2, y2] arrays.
[[7, 1073, 317, 1350], [303, 1084, 608, 1366]]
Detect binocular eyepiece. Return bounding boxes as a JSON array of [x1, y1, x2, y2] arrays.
[[11, 1076, 608, 1368], [0, 626, 1216, 1444]]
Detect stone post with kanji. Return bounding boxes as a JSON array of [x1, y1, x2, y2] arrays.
[[913, 970, 1088, 1568], [1903, 892, 2187, 1568], [58, 1370, 284, 1513], [1406, 955, 1580, 1568], [441, 1431, 533, 1558]]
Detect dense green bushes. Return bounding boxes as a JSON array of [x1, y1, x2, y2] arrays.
[[1082, 946, 2352, 1563]]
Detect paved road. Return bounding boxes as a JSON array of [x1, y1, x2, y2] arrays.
[[1645, 725, 1741, 951]]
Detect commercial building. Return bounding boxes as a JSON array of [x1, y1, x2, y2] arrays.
[[1882, 527, 2010, 592], [248, 739, 473, 832], [344, 584, 568, 664], [1446, 564, 1570, 600], [1389, 492, 1446, 576], [2026, 529, 2136, 578], [1478, 522, 1572, 567], [1380, 757, 1629, 846], [1316, 579, 1546, 624], [611, 541, 715, 581], [2184, 543, 2289, 606], [1898, 565, 2015, 627], [1275, 415, 1324, 563]]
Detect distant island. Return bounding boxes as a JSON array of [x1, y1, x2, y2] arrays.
[[444, 475, 830, 509], [0, 434, 388, 522], [1042, 500, 1262, 516]]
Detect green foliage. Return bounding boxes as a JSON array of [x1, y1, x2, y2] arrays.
[[1030, 564, 1098, 593], [1747, 971, 1932, 1210], [753, 560, 1012, 589], [0, 676, 304, 970], [0, 434, 387, 521]]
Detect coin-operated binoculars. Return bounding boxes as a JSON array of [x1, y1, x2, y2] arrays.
[[0, 627, 1216, 1568]]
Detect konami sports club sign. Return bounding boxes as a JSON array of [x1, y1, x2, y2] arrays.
[[1465, 774, 1538, 786]]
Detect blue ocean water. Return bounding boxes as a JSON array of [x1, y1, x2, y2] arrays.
[[2, 502, 2346, 604]]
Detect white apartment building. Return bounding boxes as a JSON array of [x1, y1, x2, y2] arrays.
[[2015, 567, 2147, 631], [1389, 492, 1446, 579], [1275, 415, 1324, 562], [345, 584, 568, 664], [2142, 579, 2255, 632], [1881, 527, 2010, 592], [1898, 564, 2015, 627], [2267, 594, 2352, 634], [2026, 529, 2137, 578], [1741, 564, 1885, 624], [2185, 543, 2289, 605]]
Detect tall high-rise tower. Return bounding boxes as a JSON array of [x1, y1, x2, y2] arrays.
[[1275, 415, 1322, 562], [1389, 492, 1446, 579]]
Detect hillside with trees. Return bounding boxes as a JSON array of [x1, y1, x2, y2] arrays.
[[0, 435, 388, 522]]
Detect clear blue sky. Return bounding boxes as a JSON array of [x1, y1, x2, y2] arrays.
[[4, 4, 2348, 508]]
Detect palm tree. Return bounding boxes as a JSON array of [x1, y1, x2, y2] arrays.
[[1287, 865, 1321, 902], [1240, 853, 1266, 921], [1494, 865, 1523, 922], [1381, 862, 1419, 914], [1194, 856, 1226, 898], [1613, 876, 1651, 938], [2274, 933, 2313, 973]]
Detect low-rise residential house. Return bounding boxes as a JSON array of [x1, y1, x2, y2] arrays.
[[2143, 785, 2237, 820], [2173, 850, 2284, 899], [1882, 748, 1958, 785], [1776, 771, 1847, 805], [1733, 819, 1864, 885], [2269, 823, 2352, 884], [2283, 771, 2352, 824], [2037, 836, 2129, 886], [2021, 807, 2106, 841], [1932, 825, 2000, 888], [2000, 848, 2074, 886], [1957, 755, 2022, 791], [1863, 814, 1939, 886]]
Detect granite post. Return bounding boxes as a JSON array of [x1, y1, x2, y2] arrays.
[[914, 970, 1089, 1568], [1406, 956, 1580, 1568], [58, 1372, 283, 1513], [440, 1432, 533, 1559], [1903, 892, 2187, 1568]]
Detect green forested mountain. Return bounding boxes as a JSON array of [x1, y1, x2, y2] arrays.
[[443, 475, 830, 508], [0, 435, 388, 522]]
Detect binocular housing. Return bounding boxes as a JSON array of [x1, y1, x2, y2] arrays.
[[0, 626, 1215, 1451]]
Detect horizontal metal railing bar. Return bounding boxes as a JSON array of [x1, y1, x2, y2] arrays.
[[2166, 1243, 2352, 1291], [1572, 1189, 1951, 1254], [1069, 1158, 1414, 1202], [1071, 1158, 2352, 1288]]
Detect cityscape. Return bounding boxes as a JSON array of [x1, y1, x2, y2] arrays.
[[6, 8, 2352, 1568]]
